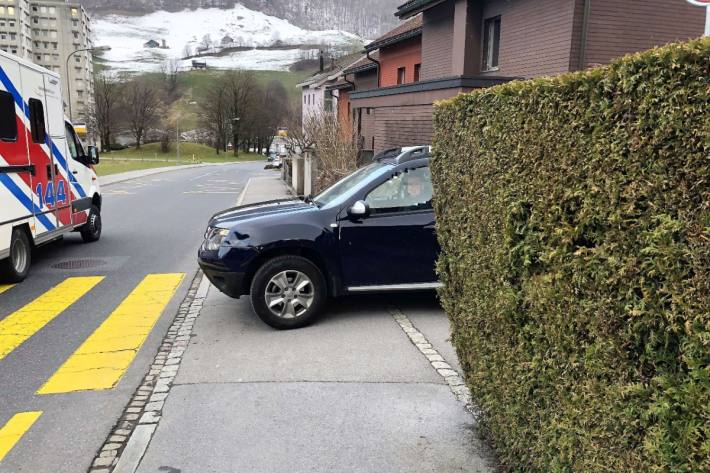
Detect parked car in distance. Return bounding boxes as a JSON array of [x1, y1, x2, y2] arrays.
[[198, 146, 438, 329]]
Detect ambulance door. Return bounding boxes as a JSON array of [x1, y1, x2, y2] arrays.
[[39, 73, 72, 228]]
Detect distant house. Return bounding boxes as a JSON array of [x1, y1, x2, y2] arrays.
[[192, 60, 208, 70], [221, 35, 234, 47], [144, 39, 160, 48]]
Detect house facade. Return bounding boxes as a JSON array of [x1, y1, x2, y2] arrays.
[[344, 0, 705, 156]]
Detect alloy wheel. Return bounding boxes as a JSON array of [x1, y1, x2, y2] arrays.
[[264, 270, 315, 319]]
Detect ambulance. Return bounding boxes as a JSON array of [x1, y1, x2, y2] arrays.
[[0, 50, 102, 283]]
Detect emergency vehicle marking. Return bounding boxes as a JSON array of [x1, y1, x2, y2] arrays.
[[0, 65, 87, 206]]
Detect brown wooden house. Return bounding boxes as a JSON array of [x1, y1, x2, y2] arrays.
[[340, 0, 705, 156]]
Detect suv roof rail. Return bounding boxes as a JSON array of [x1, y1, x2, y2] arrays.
[[395, 145, 431, 164], [375, 145, 431, 164]]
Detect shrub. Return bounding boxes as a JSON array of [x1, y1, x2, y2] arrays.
[[431, 38, 709, 472]]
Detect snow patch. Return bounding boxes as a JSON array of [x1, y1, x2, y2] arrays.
[[93, 4, 363, 73]]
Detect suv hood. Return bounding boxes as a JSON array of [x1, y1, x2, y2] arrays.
[[209, 198, 315, 228]]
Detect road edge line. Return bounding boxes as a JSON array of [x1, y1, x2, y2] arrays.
[[235, 177, 254, 206], [88, 270, 208, 472]]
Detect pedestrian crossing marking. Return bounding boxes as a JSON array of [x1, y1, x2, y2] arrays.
[[37, 273, 185, 394], [0, 277, 105, 361], [0, 285, 15, 295], [0, 412, 42, 463]]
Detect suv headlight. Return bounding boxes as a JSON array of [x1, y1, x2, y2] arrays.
[[203, 227, 230, 251]]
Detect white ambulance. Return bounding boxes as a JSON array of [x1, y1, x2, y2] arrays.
[[0, 50, 102, 282]]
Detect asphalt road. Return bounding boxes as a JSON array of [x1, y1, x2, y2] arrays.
[[0, 162, 269, 473]]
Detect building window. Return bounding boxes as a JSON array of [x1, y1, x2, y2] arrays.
[[414, 64, 421, 82], [482, 16, 501, 71], [0, 90, 18, 142], [324, 89, 333, 112], [397, 67, 406, 85]]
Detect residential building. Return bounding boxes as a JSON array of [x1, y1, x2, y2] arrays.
[[0, 0, 33, 60], [0, 0, 95, 125], [344, 0, 705, 155]]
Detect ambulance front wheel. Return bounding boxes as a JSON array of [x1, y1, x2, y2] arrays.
[[1, 228, 31, 283], [80, 206, 102, 243]]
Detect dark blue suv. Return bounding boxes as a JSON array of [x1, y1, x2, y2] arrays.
[[198, 146, 440, 329]]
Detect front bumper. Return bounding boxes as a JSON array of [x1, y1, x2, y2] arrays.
[[198, 259, 246, 298]]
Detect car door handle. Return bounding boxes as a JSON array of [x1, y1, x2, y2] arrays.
[[72, 170, 78, 175]]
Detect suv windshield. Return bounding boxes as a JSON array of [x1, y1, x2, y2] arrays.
[[313, 162, 392, 208]]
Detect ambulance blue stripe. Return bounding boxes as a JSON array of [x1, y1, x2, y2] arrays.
[[0, 65, 87, 199], [0, 174, 56, 231]]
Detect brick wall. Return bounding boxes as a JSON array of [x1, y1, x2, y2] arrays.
[[379, 37, 423, 87], [421, 0, 455, 80], [374, 105, 434, 153], [584, 0, 704, 67], [482, 0, 576, 78]]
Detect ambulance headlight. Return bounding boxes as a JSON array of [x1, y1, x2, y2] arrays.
[[203, 227, 230, 251]]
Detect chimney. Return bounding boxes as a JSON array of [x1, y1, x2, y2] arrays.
[[319, 50, 324, 72], [162, 39, 167, 48]]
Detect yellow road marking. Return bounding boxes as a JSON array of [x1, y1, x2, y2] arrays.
[[0, 277, 104, 361], [0, 285, 15, 295], [38, 273, 185, 394], [0, 412, 42, 463]]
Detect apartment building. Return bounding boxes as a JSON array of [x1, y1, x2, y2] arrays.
[[342, 0, 705, 155], [0, 0, 94, 124]]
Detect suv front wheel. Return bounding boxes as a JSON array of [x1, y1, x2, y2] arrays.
[[250, 256, 327, 329]]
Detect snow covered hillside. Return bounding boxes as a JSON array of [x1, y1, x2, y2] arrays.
[[94, 4, 365, 73]]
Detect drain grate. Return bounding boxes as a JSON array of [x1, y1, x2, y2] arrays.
[[51, 259, 107, 270]]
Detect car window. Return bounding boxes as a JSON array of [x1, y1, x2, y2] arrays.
[[313, 162, 392, 208], [365, 166, 433, 215], [65, 122, 85, 162]]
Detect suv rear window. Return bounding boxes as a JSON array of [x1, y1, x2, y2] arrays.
[[0, 90, 18, 142]]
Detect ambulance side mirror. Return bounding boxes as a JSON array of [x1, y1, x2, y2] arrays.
[[88, 146, 100, 165]]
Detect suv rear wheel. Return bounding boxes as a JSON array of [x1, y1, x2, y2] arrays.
[[250, 256, 326, 329]]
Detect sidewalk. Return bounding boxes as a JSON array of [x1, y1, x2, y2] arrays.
[[114, 174, 496, 473]]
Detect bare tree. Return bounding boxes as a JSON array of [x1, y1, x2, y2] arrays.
[[182, 44, 193, 59], [199, 80, 230, 154], [301, 112, 359, 192], [224, 70, 256, 155], [93, 73, 122, 152], [125, 79, 161, 149], [160, 58, 181, 102]]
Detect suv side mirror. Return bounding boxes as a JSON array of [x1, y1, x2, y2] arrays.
[[348, 200, 369, 219], [88, 146, 100, 165]]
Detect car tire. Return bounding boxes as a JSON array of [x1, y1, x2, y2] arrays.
[[250, 256, 327, 330], [80, 205, 102, 243], [1, 228, 31, 283]]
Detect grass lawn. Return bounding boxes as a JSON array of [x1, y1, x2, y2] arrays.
[[98, 142, 264, 176]]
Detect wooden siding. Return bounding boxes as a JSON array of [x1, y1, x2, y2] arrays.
[[421, 0, 455, 80], [482, 0, 576, 78], [374, 105, 434, 153], [584, 0, 704, 68]]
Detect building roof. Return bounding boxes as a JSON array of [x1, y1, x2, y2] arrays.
[[396, 0, 446, 19], [296, 52, 364, 89], [364, 15, 422, 52], [343, 51, 379, 75]]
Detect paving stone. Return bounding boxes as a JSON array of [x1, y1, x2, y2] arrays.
[[126, 407, 142, 414], [93, 457, 114, 467], [432, 361, 452, 370], [124, 414, 140, 421], [149, 392, 169, 402], [139, 411, 161, 424], [109, 435, 126, 443], [426, 354, 445, 362], [102, 443, 122, 451], [145, 401, 164, 412], [437, 369, 459, 378]]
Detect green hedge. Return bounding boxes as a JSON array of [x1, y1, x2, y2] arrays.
[[431, 38, 709, 472]]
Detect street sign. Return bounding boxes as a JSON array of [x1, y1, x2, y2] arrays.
[[686, 0, 710, 35]]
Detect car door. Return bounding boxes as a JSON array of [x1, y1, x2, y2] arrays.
[[337, 164, 439, 289]]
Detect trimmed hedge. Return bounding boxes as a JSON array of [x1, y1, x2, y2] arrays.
[[431, 38, 709, 472]]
